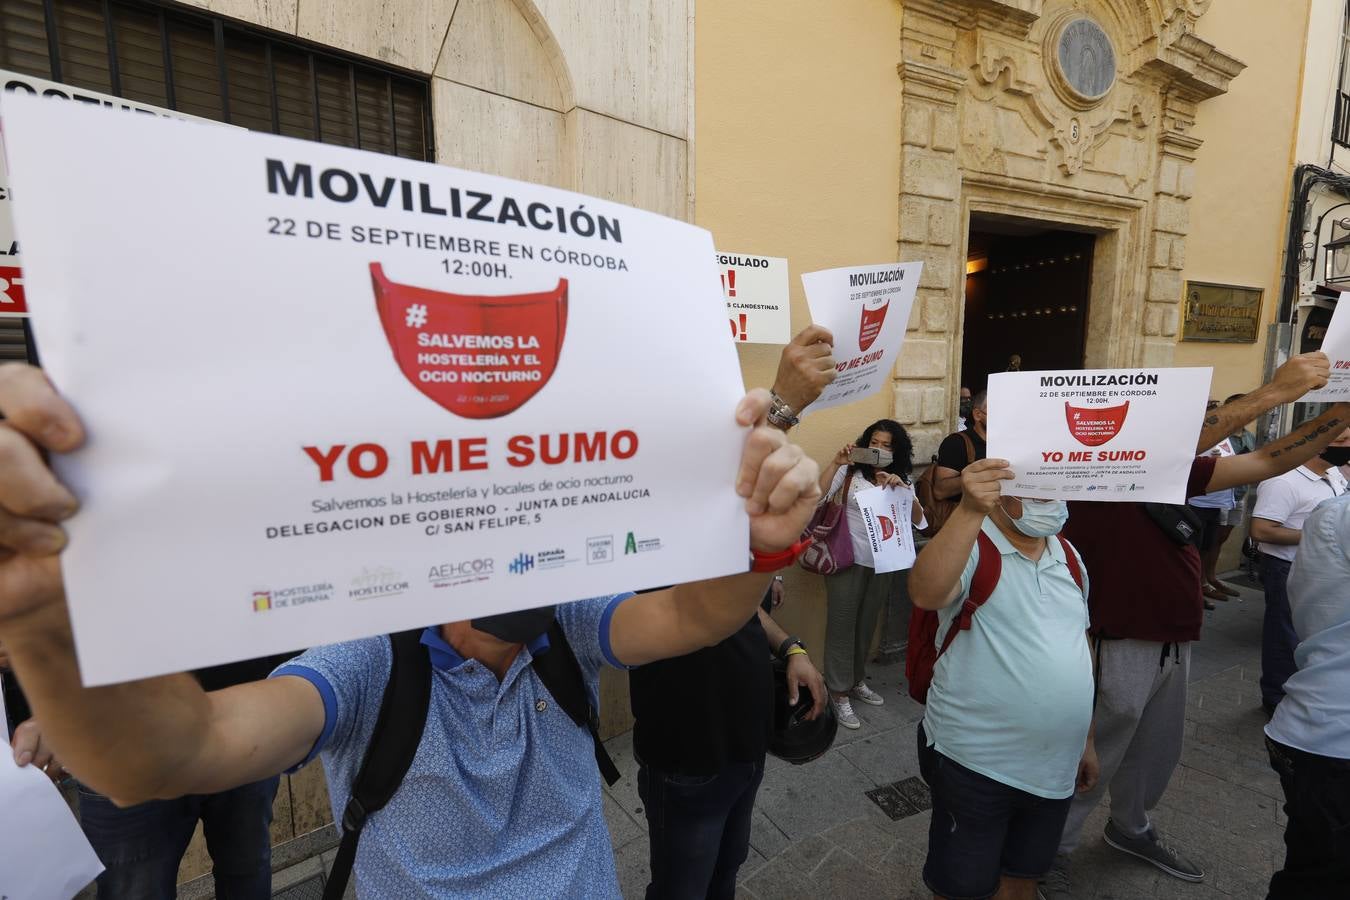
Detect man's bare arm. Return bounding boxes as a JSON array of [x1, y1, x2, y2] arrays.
[[910, 460, 1012, 610], [1206, 404, 1350, 492], [1249, 518, 1301, 546], [609, 392, 819, 666], [757, 606, 789, 649], [4, 600, 324, 805], [1195, 353, 1329, 452]]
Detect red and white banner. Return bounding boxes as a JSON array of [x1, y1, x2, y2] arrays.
[[855, 484, 917, 573], [2, 93, 749, 685], [716, 251, 790, 344], [986, 367, 1212, 504], [800, 262, 922, 414]]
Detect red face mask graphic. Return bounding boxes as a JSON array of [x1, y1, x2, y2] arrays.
[[877, 514, 896, 542], [1065, 400, 1130, 447], [371, 263, 568, 419], [858, 300, 889, 351]]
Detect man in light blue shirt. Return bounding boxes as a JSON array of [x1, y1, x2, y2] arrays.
[[910, 458, 1097, 900], [1264, 492, 1350, 899]]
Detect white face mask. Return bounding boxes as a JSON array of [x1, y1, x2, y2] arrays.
[[1006, 499, 1069, 537]]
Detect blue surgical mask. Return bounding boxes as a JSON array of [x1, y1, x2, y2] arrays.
[[1009, 499, 1069, 537]]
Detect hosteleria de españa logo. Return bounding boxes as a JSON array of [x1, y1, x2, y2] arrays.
[[1065, 400, 1130, 447], [370, 263, 568, 419], [252, 591, 271, 612]]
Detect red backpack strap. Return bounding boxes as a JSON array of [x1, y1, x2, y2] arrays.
[[935, 530, 1001, 659], [1056, 534, 1086, 594]]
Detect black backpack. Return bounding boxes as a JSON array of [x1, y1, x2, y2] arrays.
[[322, 622, 621, 900]]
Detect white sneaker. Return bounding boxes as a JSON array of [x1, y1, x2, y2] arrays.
[[850, 681, 885, 706], [832, 696, 861, 729]]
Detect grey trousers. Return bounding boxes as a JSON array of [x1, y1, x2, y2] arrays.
[[1058, 638, 1190, 854], [823, 564, 896, 693]]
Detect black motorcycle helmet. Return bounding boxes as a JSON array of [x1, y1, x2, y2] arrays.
[[767, 659, 838, 764]]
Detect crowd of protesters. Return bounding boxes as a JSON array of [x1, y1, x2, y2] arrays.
[[2, 334, 1348, 900]]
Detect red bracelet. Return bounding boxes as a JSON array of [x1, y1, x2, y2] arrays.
[[750, 538, 812, 573]]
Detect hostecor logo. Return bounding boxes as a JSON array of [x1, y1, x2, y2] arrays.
[[509, 553, 535, 574]]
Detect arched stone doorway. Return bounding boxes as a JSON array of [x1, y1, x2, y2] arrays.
[[893, 0, 1244, 457]]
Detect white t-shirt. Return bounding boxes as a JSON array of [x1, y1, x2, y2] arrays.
[[825, 467, 927, 568], [1253, 465, 1347, 562]]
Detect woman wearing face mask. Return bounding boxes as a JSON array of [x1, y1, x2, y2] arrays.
[[816, 419, 927, 730], [908, 459, 1096, 900]]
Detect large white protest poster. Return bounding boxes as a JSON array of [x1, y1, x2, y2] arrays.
[[716, 251, 790, 344], [801, 262, 921, 413], [3, 93, 751, 685], [986, 368, 1212, 504], [855, 485, 916, 574], [0, 69, 229, 319], [1305, 292, 1350, 401]]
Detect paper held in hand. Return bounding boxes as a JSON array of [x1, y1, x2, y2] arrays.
[[854, 485, 917, 574], [985, 368, 1213, 504], [801, 262, 921, 414], [0, 751, 104, 900], [1305, 291, 1350, 402], [717, 251, 790, 345], [1, 93, 751, 686]]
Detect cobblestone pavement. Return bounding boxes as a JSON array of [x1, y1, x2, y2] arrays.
[[602, 572, 1286, 899]]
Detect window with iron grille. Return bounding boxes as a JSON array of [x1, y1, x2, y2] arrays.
[[0, 0, 434, 159]]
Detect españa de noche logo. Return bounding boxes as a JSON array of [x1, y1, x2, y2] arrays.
[[348, 566, 409, 600]]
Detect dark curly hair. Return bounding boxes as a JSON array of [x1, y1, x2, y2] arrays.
[[851, 418, 914, 485]]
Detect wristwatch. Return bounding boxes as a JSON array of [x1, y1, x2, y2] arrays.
[[776, 636, 805, 660], [766, 391, 800, 431]]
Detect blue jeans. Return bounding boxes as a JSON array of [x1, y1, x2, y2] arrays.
[[1260, 554, 1297, 708], [637, 759, 765, 899], [78, 776, 280, 899]]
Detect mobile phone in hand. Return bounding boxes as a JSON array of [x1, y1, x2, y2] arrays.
[[849, 447, 893, 467]]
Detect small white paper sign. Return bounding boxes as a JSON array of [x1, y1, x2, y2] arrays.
[[986, 368, 1212, 504], [2, 93, 751, 686], [716, 251, 790, 344], [0, 753, 104, 900], [855, 485, 917, 573], [1306, 292, 1350, 401], [801, 262, 922, 413]]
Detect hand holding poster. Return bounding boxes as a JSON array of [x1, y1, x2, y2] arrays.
[[854, 484, 917, 573], [2, 93, 752, 685], [801, 262, 921, 413], [717, 251, 790, 344], [1305, 292, 1350, 401], [985, 368, 1212, 503]]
